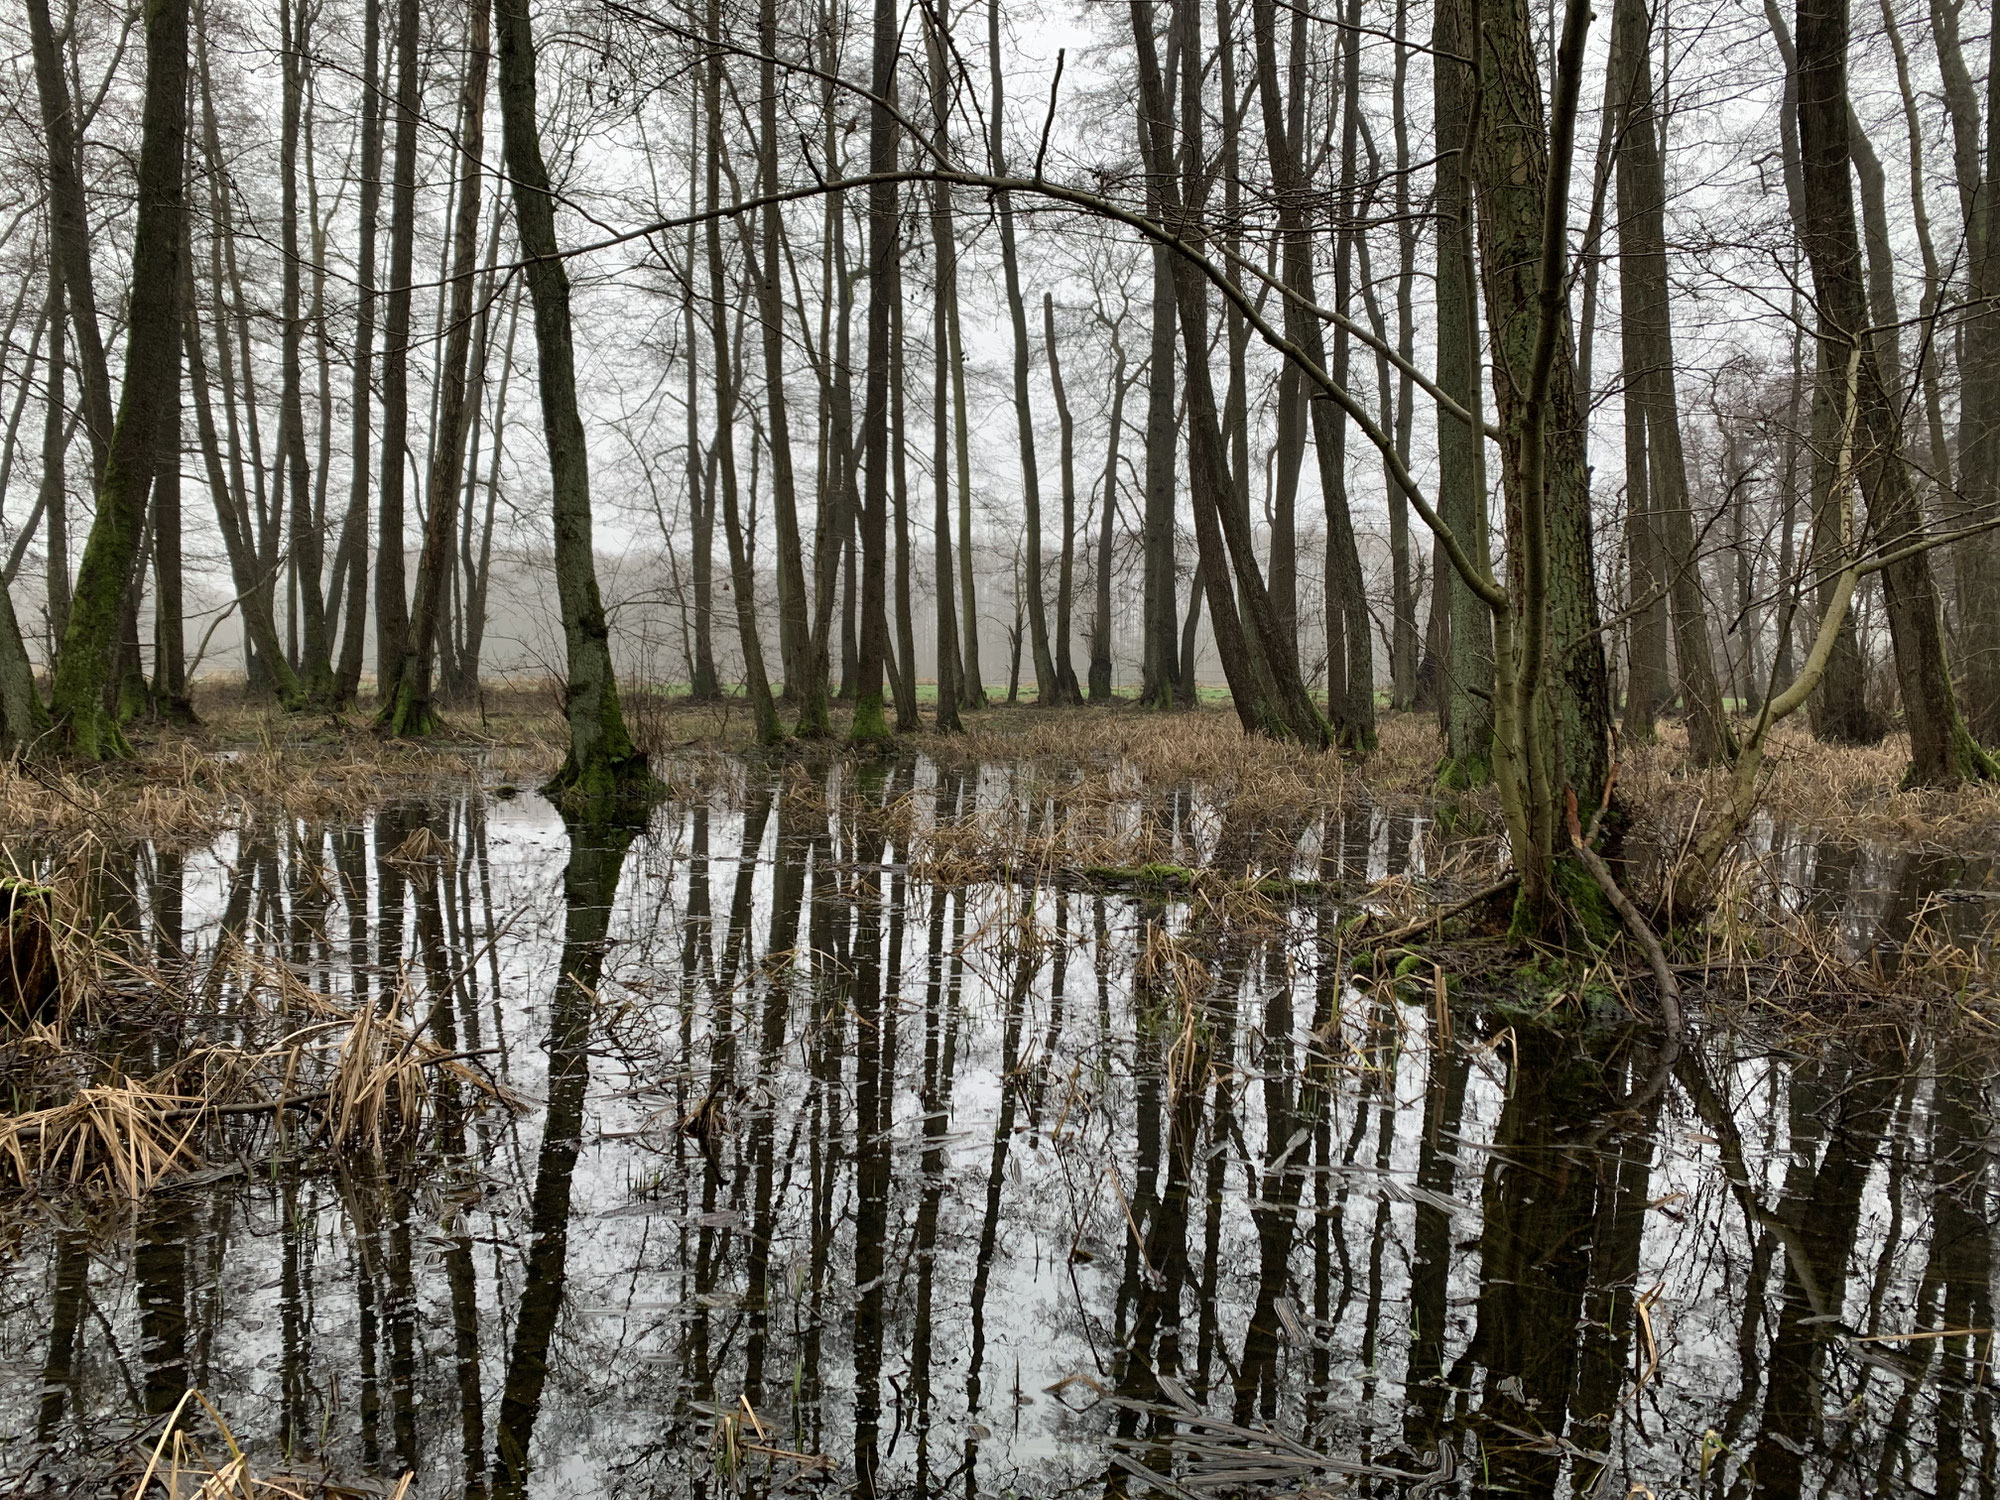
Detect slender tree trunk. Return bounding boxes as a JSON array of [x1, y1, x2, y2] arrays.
[[701, 19, 780, 745], [153, 303, 190, 721], [41, 277, 70, 645], [1044, 293, 1083, 702], [25, 0, 115, 479], [1250, 0, 1372, 749], [383, 0, 491, 735], [928, 176, 963, 732], [849, 0, 898, 742], [332, 0, 383, 707], [988, 0, 1055, 703], [890, 247, 919, 732], [1953, 2, 2000, 743], [750, 0, 809, 708], [375, 0, 419, 706], [182, 244, 303, 701], [1090, 332, 1129, 701], [1611, 0, 1735, 765], [1388, 0, 1419, 709], [47, 0, 190, 757], [280, 0, 330, 700], [493, 0, 651, 807], [1793, 0, 1993, 784], [1431, 0, 1494, 780]]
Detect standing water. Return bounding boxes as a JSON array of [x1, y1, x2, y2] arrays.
[[0, 755, 1992, 1497]]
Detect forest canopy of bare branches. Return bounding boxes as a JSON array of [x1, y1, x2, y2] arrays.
[[2, 0, 1998, 920]]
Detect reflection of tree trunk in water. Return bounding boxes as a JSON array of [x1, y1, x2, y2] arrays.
[[137, 1200, 190, 1420], [385, 1193, 421, 1472], [38, 1230, 87, 1439], [962, 910, 1032, 1491], [1460, 1025, 1619, 1496], [1194, 956, 1240, 1396], [910, 876, 963, 1494], [280, 1179, 311, 1449], [1402, 1033, 1471, 1457], [850, 764, 896, 1495], [1927, 1059, 1995, 1497], [1569, 1048, 1666, 1475], [1743, 1055, 1898, 1498], [490, 821, 633, 1499], [802, 815, 843, 1449], [1235, 955, 1311, 1423], [744, 795, 808, 1411]]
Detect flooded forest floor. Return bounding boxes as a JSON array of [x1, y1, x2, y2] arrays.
[[0, 687, 1996, 1499]]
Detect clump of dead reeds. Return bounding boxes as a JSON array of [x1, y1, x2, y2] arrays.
[[125, 1387, 414, 1500], [0, 925, 507, 1197]]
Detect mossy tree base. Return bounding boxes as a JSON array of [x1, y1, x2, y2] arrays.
[[847, 691, 894, 747], [541, 750, 664, 824]]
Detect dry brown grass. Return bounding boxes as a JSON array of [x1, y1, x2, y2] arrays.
[[1622, 721, 2000, 851], [0, 911, 508, 1196], [124, 1387, 413, 1500]]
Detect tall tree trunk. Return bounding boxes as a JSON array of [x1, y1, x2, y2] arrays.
[[1044, 293, 1083, 703], [153, 307, 190, 721], [332, 0, 384, 707], [1469, 0, 1613, 928], [988, 0, 1055, 704], [280, 0, 330, 700], [1154, 0, 1327, 745], [752, 0, 809, 709], [384, 0, 491, 735], [1090, 329, 1129, 701], [1762, 1, 1876, 742], [1388, 0, 1420, 709], [1430, 0, 1494, 781], [1610, 0, 1735, 765], [849, 0, 898, 742], [890, 248, 920, 732], [25, 0, 115, 479], [182, 244, 303, 702], [47, 0, 190, 757], [1250, 0, 1372, 749], [375, 0, 419, 706], [1953, 2, 2000, 743], [40, 277, 70, 645], [917, 9, 983, 711], [701, 19, 780, 745], [928, 175, 963, 732], [493, 0, 651, 807], [1793, 0, 1993, 784]]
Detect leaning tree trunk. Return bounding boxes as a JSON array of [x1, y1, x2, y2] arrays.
[[1793, 0, 1994, 785], [47, 0, 191, 758], [493, 0, 651, 809]]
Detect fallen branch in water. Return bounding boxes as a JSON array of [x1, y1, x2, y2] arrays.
[[1566, 785, 1684, 1042], [1365, 872, 1520, 949]]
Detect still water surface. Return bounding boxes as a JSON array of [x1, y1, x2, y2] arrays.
[[0, 757, 1993, 1498]]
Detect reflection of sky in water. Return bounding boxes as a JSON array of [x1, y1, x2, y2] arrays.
[[0, 760, 1990, 1498]]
